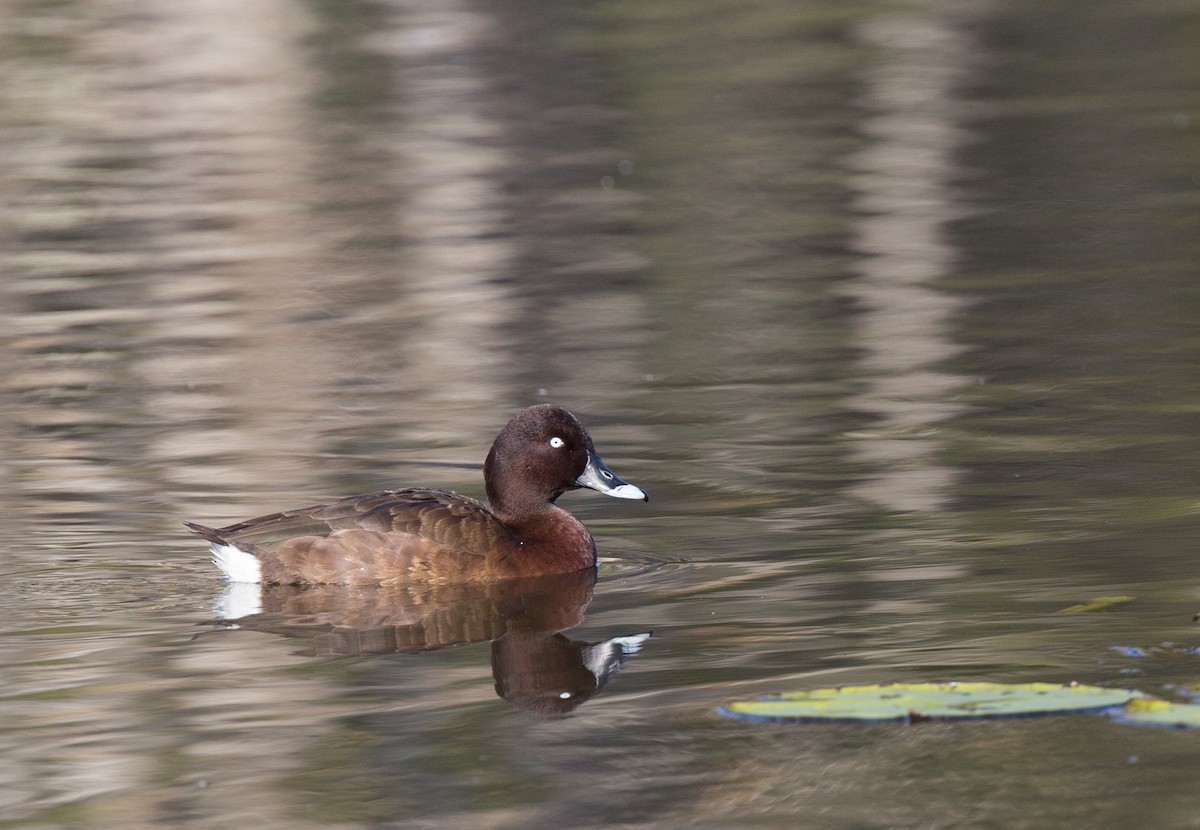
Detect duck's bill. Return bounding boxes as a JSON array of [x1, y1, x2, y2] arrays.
[[576, 453, 649, 501]]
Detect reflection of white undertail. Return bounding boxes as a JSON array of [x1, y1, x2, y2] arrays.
[[210, 543, 262, 583], [214, 581, 263, 621]]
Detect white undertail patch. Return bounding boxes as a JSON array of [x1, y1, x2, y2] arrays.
[[210, 542, 263, 584]]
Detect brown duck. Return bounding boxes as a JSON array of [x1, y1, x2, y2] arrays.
[[185, 405, 647, 585]]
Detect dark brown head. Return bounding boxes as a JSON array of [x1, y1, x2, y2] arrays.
[[483, 404, 647, 521]]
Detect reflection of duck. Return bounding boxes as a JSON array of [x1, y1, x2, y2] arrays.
[[186, 405, 647, 585], [492, 630, 651, 717], [214, 569, 650, 715]]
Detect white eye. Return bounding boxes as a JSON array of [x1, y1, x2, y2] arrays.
[[549, 436, 565, 448]]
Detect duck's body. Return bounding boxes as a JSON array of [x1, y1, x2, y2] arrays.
[[185, 405, 647, 585]]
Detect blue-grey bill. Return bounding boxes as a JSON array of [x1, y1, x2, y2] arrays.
[[576, 453, 648, 501]]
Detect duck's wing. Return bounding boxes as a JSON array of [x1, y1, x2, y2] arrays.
[[186, 488, 510, 556]]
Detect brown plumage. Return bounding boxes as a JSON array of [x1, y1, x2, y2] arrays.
[[185, 405, 647, 585]]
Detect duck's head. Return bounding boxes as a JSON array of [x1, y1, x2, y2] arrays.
[[483, 404, 647, 519]]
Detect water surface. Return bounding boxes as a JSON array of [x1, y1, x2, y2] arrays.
[[3, 0, 1200, 827]]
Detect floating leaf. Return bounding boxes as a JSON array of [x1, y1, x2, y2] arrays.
[[718, 682, 1142, 724], [1110, 698, 1200, 729], [1057, 596, 1134, 614]]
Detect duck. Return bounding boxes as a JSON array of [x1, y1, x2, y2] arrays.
[[185, 404, 647, 585]]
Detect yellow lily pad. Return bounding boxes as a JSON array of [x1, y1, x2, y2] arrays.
[[1111, 698, 1200, 729], [1056, 596, 1134, 614], [718, 682, 1141, 723]]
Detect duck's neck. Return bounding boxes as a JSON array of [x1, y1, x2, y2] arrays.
[[484, 444, 567, 521], [487, 490, 556, 525], [506, 505, 596, 564]]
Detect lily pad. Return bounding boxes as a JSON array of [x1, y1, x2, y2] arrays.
[[1056, 595, 1134, 614], [1110, 697, 1200, 729], [718, 682, 1142, 723]]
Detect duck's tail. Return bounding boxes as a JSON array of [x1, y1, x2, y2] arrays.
[[184, 522, 263, 584]]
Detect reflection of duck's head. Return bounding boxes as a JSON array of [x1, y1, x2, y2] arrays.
[[208, 569, 650, 716], [186, 405, 647, 585], [492, 631, 651, 716]]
